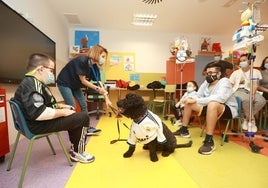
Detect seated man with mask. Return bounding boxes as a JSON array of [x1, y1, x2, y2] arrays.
[[229, 53, 266, 133], [173, 62, 238, 155]]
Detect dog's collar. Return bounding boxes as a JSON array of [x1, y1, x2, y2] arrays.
[[133, 110, 148, 124]]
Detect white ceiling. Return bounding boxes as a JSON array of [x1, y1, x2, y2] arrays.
[[46, 0, 268, 36]]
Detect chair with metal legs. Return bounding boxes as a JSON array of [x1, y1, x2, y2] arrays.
[[151, 84, 176, 119], [7, 98, 73, 188]]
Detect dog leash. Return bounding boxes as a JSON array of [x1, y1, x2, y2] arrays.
[[109, 104, 130, 144]]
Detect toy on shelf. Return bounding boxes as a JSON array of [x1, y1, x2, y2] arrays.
[[169, 36, 192, 62], [211, 43, 222, 52], [201, 39, 209, 51]]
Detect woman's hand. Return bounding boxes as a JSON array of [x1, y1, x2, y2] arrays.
[[98, 87, 108, 95], [105, 97, 112, 109]]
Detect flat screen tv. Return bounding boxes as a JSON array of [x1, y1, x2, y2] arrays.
[[0, 1, 56, 85]]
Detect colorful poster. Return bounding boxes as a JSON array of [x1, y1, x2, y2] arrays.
[[74, 30, 99, 48]]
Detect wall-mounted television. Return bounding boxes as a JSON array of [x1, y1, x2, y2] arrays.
[[0, 1, 56, 85]]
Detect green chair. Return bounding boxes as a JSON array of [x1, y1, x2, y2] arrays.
[[7, 98, 73, 188], [151, 84, 176, 119]]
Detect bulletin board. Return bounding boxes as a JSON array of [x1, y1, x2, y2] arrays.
[[104, 52, 136, 81]]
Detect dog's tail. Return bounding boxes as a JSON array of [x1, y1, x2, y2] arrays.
[[175, 140, 193, 148]]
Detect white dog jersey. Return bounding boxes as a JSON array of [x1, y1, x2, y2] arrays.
[[127, 110, 167, 146]]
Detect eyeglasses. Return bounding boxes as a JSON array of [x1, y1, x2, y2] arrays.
[[206, 71, 218, 76], [43, 66, 55, 73]]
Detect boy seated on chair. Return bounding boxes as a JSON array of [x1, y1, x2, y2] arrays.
[[171, 80, 198, 126], [173, 62, 238, 155], [13, 53, 94, 163]]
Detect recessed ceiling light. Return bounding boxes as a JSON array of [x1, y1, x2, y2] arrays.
[[63, 13, 81, 24], [132, 13, 157, 26], [142, 0, 162, 4]]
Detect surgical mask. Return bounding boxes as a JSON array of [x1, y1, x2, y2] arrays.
[[206, 74, 218, 83], [239, 61, 248, 68], [99, 57, 106, 65], [44, 71, 55, 85], [214, 56, 221, 62], [187, 87, 194, 93], [264, 63, 268, 69]]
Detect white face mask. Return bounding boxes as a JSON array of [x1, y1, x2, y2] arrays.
[[98, 57, 106, 65], [186, 87, 194, 93], [239, 61, 248, 68], [264, 63, 268, 69], [44, 71, 55, 85], [214, 56, 221, 62]]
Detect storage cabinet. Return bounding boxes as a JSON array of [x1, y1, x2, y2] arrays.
[[194, 55, 214, 86], [0, 88, 10, 162], [166, 56, 195, 85]]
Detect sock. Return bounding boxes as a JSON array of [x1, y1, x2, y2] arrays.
[[205, 134, 213, 143], [181, 126, 188, 132]]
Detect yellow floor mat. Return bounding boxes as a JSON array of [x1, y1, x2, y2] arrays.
[[66, 115, 268, 188]]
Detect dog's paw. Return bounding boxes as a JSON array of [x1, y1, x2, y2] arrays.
[[143, 145, 149, 150], [150, 154, 158, 162], [123, 151, 133, 158], [161, 151, 171, 157]]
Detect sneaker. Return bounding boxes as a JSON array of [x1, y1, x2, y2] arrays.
[[198, 140, 216, 155], [87, 127, 102, 136], [248, 120, 257, 133], [173, 127, 190, 138], [174, 120, 182, 126], [242, 119, 248, 130], [261, 134, 268, 142], [69, 150, 95, 163]]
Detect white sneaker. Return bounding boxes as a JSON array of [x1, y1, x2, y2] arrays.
[[174, 120, 182, 126], [242, 119, 248, 130], [69, 150, 95, 163], [248, 120, 258, 133]]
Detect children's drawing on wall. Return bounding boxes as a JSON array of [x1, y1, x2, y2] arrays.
[[123, 55, 134, 71], [124, 55, 134, 63], [109, 54, 121, 66], [124, 63, 134, 71], [130, 73, 140, 82], [74, 30, 99, 49]]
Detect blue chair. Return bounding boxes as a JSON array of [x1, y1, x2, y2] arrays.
[[221, 96, 244, 146], [6, 98, 73, 188]]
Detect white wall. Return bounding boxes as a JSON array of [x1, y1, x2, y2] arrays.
[[69, 28, 237, 73]]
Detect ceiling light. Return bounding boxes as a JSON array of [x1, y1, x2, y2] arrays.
[[132, 14, 157, 26], [142, 0, 162, 4], [63, 13, 81, 24]]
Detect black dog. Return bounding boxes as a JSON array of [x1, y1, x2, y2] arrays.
[[117, 93, 192, 162]]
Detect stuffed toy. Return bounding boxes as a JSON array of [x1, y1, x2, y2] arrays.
[[232, 3, 264, 51]]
